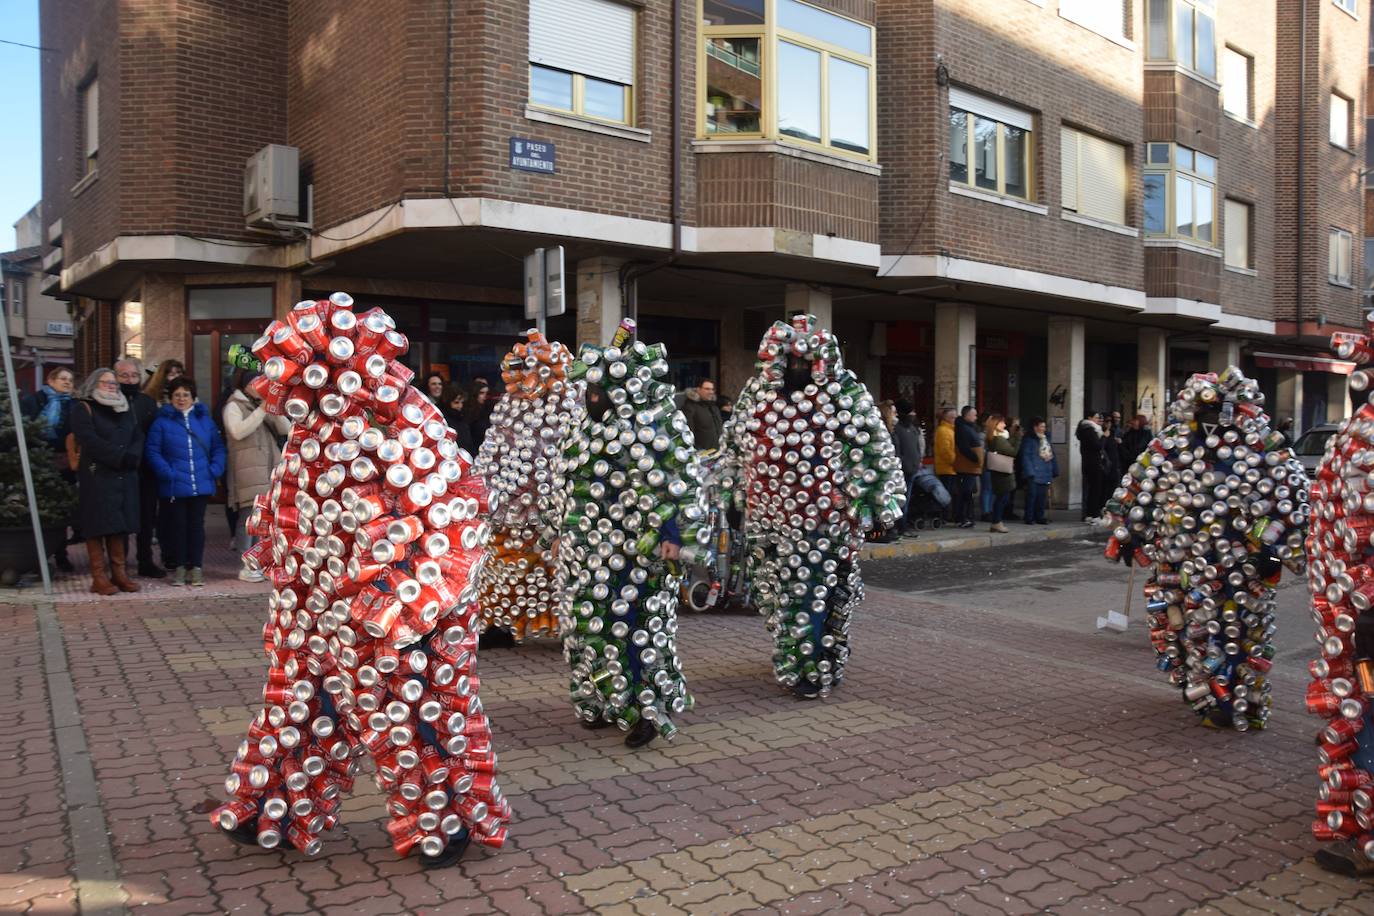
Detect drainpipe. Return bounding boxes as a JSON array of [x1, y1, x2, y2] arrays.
[[620, 0, 683, 321], [1295, 0, 1307, 344]]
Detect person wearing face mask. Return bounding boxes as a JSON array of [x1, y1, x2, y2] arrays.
[[144, 377, 226, 587], [983, 414, 1017, 533], [69, 368, 145, 595], [114, 357, 167, 579]]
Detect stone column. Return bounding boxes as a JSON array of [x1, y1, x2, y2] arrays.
[[933, 303, 977, 412], [1136, 328, 1167, 433], [1208, 336, 1241, 372], [1048, 316, 1085, 511], [784, 283, 832, 329], [576, 257, 627, 348]]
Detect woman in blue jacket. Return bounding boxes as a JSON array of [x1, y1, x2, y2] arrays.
[[144, 377, 226, 586], [1016, 416, 1059, 526]]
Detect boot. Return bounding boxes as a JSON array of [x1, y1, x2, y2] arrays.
[[85, 539, 118, 596], [106, 536, 140, 593]]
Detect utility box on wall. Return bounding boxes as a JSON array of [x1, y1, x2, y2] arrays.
[[244, 145, 300, 226]]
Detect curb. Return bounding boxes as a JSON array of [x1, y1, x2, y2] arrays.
[[860, 523, 1103, 560]]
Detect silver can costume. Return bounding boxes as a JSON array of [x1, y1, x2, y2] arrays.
[[473, 330, 584, 641], [555, 318, 707, 746], [1102, 367, 1308, 731], [722, 314, 905, 698]]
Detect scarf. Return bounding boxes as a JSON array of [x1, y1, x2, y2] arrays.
[[1038, 433, 1053, 462], [91, 389, 129, 412], [38, 384, 70, 439]]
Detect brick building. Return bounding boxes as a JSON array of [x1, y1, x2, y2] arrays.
[[1, 203, 75, 390], [39, 0, 1367, 508]]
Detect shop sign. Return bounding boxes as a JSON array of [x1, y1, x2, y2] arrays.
[[509, 137, 556, 174], [45, 321, 73, 336]]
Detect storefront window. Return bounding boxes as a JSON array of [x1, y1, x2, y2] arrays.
[[188, 286, 273, 415]]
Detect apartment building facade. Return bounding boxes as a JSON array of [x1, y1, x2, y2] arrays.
[[40, 0, 1367, 507], [1, 203, 75, 389]]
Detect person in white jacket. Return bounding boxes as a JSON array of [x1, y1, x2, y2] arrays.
[[222, 369, 292, 581]]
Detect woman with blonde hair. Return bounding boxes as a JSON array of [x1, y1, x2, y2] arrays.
[[69, 368, 144, 594], [983, 413, 1017, 534], [143, 358, 185, 403]]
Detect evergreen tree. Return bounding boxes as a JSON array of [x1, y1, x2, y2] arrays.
[[0, 368, 77, 528]]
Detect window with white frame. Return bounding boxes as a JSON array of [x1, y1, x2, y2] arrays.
[[1334, 0, 1357, 16], [1331, 93, 1352, 148], [1143, 142, 1216, 244], [700, 0, 875, 158], [1223, 199, 1252, 269], [1330, 229, 1353, 285], [1146, 0, 1216, 81], [1221, 47, 1252, 120], [1058, 0, 1126, 42], [5, 278, 23, 317], [80, 77, 99, 176], [949, 88, 1033, 201], [529, 0, 636, 125], [1061, 127, 1129, 225]]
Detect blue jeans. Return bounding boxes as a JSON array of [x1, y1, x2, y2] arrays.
[[990, 490, 1012, 524], [1026, 482, 1049, 523], [980, 470, 993, 515]]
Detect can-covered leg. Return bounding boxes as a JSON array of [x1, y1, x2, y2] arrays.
[[721, 315, 905, 698]]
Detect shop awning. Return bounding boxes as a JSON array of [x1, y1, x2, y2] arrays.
[[1252, 352, 1356, 375]]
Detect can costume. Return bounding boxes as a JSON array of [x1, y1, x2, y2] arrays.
[[556, 318, 705, 746], [1103, 368, 1308, 731], [474, 330, 584, 641], [1305, 327, 1374, 866], [210, 293, 508, 863], [722, 315, 905, 697]]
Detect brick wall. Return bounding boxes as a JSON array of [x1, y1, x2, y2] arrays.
[[880, 0, 1146, 293], [1274, 0, 1367, 329], [697, 154, 878, 242]]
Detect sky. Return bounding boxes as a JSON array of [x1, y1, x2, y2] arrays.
[[1, 1, 42, 252]]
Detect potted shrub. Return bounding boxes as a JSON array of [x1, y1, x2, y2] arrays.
[[0, 371, 77, 582]]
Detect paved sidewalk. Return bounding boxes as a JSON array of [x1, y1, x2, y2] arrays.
[[4, 564, 1367, 915], [860, 510, 1097, 561]]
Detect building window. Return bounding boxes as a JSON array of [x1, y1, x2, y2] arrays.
[[1223, 199, 1252, 269], [1143, 142, 1216, 244], [1221, 47, 1252, 120], [5, 278, 23, 317], [949, 87, 1033, 200], [529, 0, 635, 125], [1365, 238, 1374, 288], [1330, 93, 1352, 148], [1060, 127, 1128, 225], [1146, 0, 1216, 81], [1334, 0, 1357, 16], [700, 0, 875, 159], [1330, 229, 1353, 285], [79, 77, 99, 176], [1058, 0, 1126, 42]]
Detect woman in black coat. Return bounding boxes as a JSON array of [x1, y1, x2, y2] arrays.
[[68, 368, 144, 595]]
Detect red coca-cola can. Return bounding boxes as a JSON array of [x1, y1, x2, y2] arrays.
[[292, 312, 330, 351], [273, 324, 314, 365], [362, 599, 403, 639]]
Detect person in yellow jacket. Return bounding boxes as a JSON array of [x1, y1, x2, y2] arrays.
[[933, 408, 958, 523]]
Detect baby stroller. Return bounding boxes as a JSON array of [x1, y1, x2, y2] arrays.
[[906, 466, 950, 529]]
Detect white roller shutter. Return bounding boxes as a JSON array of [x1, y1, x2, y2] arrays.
[[1077, 132, 1127, 225], [1059, 0, 1125, 40], [530, 0, 636, 86], [1061, 127, 1079, 211], [948, 87, 1033, 131]]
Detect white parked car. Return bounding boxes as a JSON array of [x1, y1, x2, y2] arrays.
[[1291, 423, 1340, 479]]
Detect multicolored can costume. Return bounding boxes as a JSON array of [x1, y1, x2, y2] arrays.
[[474, 330, 584, 640], [1104, 367, 1308, 731], [210, 293, 509, 859], [723, 314, 905, 696], [1305, 327, 1374, 860], [556, 318, 706, 738]]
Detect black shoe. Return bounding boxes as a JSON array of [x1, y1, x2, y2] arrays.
[[958, 520, 975, 529], [1036, 519, 1049, 526], [624, 718, 657, 748], [1315, 846, 1374, 877], [222, 819, 259, 848], [792, 680, 821, 700], [138, 563, 167, 579], [581, 717, 612, 730], [419, 829, 472, 869], [55, 554, 74, 573], [478, 628, 516, 650]]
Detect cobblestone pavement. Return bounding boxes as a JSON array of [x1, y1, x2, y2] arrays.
[[4, 541, 1370, 915]]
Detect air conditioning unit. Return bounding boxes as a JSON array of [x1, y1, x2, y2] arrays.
[[244, 144, 300, 227]]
